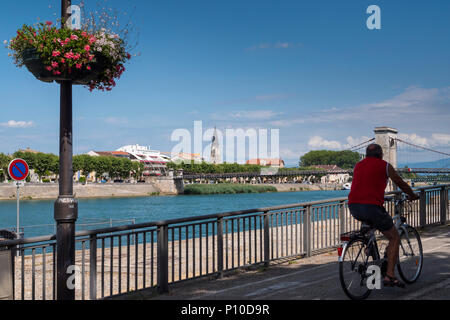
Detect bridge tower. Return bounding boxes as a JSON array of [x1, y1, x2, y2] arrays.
[[374, 127, 398, 169]]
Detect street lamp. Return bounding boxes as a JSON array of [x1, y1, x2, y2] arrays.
[[54, 0, 78, 300]]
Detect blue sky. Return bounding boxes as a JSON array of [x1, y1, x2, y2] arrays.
[[1, 0, 449, 165]]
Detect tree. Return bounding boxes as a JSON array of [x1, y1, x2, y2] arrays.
[[93, 156, 112, 181], [119, 157, 132, 179], [299, 150, 360, 169], [13, 151, 37, 169], [33, 153, 54, 181], [131, 161, 145, 181], [79, 154, 96, 179], [0, 153, 11, 182]]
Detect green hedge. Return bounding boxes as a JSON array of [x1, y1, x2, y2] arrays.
[[184, 183, 277, 195]]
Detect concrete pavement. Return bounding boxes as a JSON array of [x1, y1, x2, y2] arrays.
[[115, 224, 450, 300]]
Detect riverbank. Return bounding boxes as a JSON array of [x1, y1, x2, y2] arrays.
[[0, 182, 343, 200], [0, 178, 180, 200], [184, 183, 277, 195]]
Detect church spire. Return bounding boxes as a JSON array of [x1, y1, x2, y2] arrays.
[[210, 126, 221, 164]]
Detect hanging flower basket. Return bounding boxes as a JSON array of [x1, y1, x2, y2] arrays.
[[6, 21, 131, 91], [21, 47, 104, 85]]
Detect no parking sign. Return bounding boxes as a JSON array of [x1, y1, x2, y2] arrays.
[[8, 158, 29, 239], [8, 159, 29, 181]]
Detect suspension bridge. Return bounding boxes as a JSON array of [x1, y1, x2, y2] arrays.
[[180, 127, 450, 183]]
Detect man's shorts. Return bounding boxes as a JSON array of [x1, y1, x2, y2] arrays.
[[348, 203, 394, 232]]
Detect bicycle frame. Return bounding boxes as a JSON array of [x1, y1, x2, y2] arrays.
[[338, 196, 411, 264]]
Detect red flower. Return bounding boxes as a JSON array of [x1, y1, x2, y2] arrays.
[[45, 21, 52, 26], [84, 45, 91, 51]]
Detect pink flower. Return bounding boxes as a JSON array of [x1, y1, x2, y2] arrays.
[[76, 63, 82, 69], [51, 61, 58, 68], [81, 31, 88, 38], [89, 36, 96, 44], [61, 58, 65, 63], [52, 50, 60, 57], [70, 35, 78, 40], [88, 54, 94, 61], [46, 66, 52, 71], [74, 53, 81, 60], [64, 51, 74, 59], [45, 21, 52, 26], [86, 66, 91, 70], [84, 45, 91, 51]]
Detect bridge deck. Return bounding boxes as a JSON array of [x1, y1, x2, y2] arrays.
[[113, 224, 450, 300]]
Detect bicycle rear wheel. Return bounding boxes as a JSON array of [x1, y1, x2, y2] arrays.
[[339, 238, 373, 300], [397, 225, 423, 284]]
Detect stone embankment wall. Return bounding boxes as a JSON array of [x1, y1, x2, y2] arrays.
[[0, 178, 182, 200]]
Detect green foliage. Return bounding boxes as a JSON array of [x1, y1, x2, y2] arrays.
[[0, 153, 12, 181], [6, 151, 139, 182], [6, 21, 131, 92], [131, 161, 145, 180], [184, 184, 277, 195], [79, 176, 86, 184], [167, 162, 262, 174], [12, 151, 59, 181], [299, 150, 360, 169], [93, 156, 112, 180], [401, 166, 418, 179]]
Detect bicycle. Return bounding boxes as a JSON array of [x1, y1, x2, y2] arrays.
[[338, 194, 423, 300]]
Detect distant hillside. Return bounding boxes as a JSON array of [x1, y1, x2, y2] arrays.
[[398, 158, 450, 169]]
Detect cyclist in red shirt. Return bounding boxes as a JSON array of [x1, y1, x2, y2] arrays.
[[348, 144, 419, 288]]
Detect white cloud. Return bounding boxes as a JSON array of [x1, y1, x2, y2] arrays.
[[246, 42, 302, 51], [343, 136, 372, 149], [104, 117, 129, 125], [308, 136, 342, 150], [398, 132, 450, 147], [398, 133, 428, 146], [0, 120, 34, 128], [231, 110, 283, 120], [270, 86, 450, 127], [431, 133, 450, 146]]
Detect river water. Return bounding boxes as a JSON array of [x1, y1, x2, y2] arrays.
[[0, 190, 350, 237]]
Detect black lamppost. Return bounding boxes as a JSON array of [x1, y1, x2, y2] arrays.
[[54, 0, 78, 300]]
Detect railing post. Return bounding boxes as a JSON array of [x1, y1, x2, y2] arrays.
[[339, 201, 346, 236], [263, 211, 270, 267], [441, 186, 448, 225], [157, 224, 169, 294], [217, 217, 224, 278], [303, 206, 311, 257], [89, 235, 97, 300], [419, 189, 427, 228]]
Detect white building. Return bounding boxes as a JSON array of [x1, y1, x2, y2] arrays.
[[116, 145, 171, 176]]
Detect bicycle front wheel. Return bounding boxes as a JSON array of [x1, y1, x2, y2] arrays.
[[397, 225, 423, 284], [339, 238, 373, 300]]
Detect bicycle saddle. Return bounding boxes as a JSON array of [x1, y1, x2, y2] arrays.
[[360, 223, 374, 234]]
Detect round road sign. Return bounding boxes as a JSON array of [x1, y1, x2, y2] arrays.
[[8, 159, 29, 181]]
